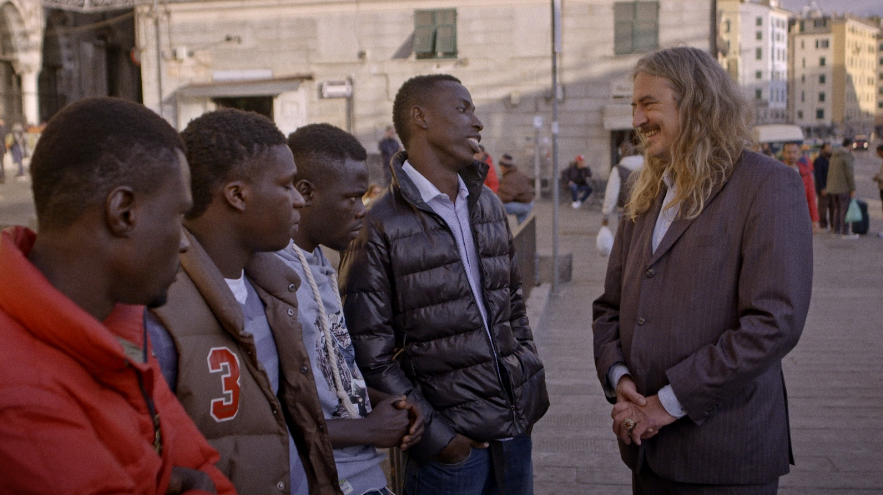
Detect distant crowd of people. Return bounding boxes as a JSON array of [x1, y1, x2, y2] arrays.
[[0, 119, 31, 184], [780, 138, 883, 239], [3, 45, 864, 495]]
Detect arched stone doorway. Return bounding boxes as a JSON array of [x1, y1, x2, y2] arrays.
[[0, 3, 24, 124], [0, 1, 43, 126]]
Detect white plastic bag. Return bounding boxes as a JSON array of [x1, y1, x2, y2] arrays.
[[596, 226, 614, 257]]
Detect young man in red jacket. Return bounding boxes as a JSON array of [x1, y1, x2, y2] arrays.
[[0, 97, 234, 495]]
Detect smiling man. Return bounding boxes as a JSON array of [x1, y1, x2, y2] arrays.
[[339, 74, 548, 495], [593, 47, 812, 493]]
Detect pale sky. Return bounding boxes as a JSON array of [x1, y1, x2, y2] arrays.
[[777, 0, 883, 17]]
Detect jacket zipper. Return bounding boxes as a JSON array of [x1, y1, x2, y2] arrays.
[[413, 194, 517, 425]]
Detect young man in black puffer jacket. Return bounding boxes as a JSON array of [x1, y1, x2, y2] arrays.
[[339, 74, 549, 495]]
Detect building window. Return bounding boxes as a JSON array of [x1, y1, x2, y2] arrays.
[[819, 92, 825, 102], [819, 39, 829, 48], [802, 58, 806, 68], [614, 2, 659, 55], [756, 48, 762, 60], [756, 70, 762, 80], [801, 40, 804, 49], [801, 91, 805, 102], [724, 19, 731, 33], [414, 9, 457, 59], [756, 31, 762, 40], [797, 110, 804, 119], [816, 109, 824, 119], [756, 16, 762, 26], [820, 57, 825, 66], [801, 74, 805, 83], [819, 74, 826, 84], [755, 89, 762, 100]]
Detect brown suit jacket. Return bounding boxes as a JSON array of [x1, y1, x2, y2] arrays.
[[593, 150, 812, 485]]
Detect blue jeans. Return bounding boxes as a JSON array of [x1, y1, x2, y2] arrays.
[[504, 201, 533, 225], [403, 434, 534, 495], [569, 183, 591, 202]]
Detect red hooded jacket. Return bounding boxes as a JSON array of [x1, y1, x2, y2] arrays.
[[0, 227, 235, 495]]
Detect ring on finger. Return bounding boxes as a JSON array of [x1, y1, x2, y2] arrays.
[[622, 418, 636, 431]]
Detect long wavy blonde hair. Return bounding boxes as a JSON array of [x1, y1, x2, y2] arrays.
[[625, 47, 753, 221]]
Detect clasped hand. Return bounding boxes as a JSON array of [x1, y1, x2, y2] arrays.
[[611, 376, 676, 446]]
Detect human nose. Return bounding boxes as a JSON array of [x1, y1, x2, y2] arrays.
[[355, 200, 367, 219], [292, 187, 305, 209], [179, 228, 190, 253], [632, 107, 646, 129], [472, 113, 484, 132]]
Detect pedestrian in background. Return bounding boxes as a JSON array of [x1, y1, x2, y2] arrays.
[[872, 143, 883, 238], [0, 97, 234, 495], [9, 122, 27, 178], [601, 141, 643, 228], [593, 46, 811, 494], [562, 154, 592, 209], [0, 118, 7, 184], [475, 144, 499, 193], [496, 153, 535, 224], [813, 142, 833, 231], [378, 125, 402, 186], [341, 74, 548, 495], [827, 138, 857, 239], [782, 141, 819, 234]]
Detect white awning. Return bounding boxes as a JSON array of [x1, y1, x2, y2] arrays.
[[177, 75, 313, 99], [43, 0, 159, 13], [603, 104, 633, 131]]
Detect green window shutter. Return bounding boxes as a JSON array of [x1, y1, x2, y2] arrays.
[[614, 2, 635, 54], [635, 2, 658, 51], [413, 9, 456, 59], [414, 25, 435, 55], [436, 25, 456, 55], [435, 9, 456, 26], [414, 10, 435, 56]]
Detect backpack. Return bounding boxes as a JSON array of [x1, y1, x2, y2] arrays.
[[616, 164, 635, 208]]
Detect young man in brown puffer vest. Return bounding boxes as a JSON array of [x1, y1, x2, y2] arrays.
[[147, 108, 341, 495]]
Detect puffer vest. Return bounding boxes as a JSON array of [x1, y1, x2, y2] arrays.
[[152, 231, 341, 495]]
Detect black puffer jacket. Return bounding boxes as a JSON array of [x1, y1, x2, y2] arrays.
[[339, 152, 549, 463]]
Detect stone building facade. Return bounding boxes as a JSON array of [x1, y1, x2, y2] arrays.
[[135, 0, 714, 182]]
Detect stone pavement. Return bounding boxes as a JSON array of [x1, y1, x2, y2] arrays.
[[527, 148, 883, 494]]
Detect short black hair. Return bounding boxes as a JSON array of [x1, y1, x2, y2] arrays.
[[180, 108, 286, 219], [842, 138, 853, 147], [30, 97, 184, 232], [392, 74, 461, 148], [877, 144, 883, 152], [287, 123, 367, 184]]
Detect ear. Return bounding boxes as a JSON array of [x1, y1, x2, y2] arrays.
[[296, 179, 315, 207], [105, 186, 137, 237], [411, 105, 428, 130], [222, 180, 248, 212]]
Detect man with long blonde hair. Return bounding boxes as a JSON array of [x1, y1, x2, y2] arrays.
[[593, 46, 812, 493]]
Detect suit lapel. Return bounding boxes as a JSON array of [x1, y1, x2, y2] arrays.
[[645, 177, 729, 268]]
